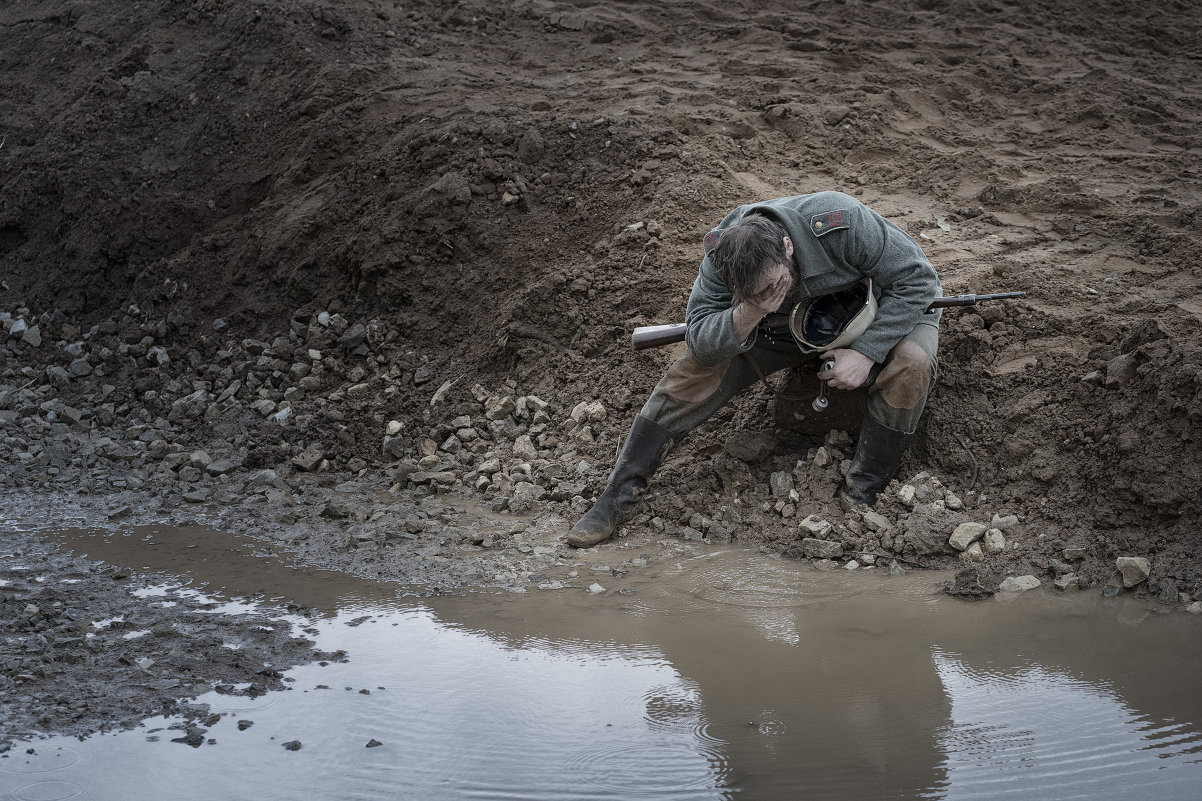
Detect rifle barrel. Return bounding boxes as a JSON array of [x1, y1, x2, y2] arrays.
[[630, 291, 1026, 350], [928, 291, 1026, 309]]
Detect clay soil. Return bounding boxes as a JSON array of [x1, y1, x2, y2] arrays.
[[2, 0, 1201, 745]]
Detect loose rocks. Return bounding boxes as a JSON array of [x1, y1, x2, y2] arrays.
[[949, 522, 987, 551], [1115, 556, 1151, 588], [999, 575, 1041, 592]]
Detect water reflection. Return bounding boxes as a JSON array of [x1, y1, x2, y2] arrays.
[[3, 527, 1201, 801], [929, 651, 1202, 800]]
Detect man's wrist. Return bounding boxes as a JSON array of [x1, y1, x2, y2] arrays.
[[731, 303, 763, 343]]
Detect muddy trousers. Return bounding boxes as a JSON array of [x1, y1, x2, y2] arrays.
[[639, 321, 940, 443], [568, 323, 939, 544]]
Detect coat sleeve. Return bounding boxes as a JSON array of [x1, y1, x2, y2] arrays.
[[683, 253, 757, 367], [840, 205, 942, 363]]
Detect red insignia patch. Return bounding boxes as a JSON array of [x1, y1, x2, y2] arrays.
[[809, 209, 849, 237], [703, 230, 720, 254]]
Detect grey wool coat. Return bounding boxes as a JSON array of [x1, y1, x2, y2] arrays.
[[684, 191, 942, 366]]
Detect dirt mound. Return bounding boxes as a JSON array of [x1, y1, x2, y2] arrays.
[[2, 0, 1201, 600]]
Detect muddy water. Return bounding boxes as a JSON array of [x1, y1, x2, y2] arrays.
[[5, 526, 1202, 801]]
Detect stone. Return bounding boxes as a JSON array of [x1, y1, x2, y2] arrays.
[[1186, 602, 1202, 615], [68, 357, 93, 376], [949, 522, 987, 551], [587, 583, 605, 594], [844, 559, 861, 570], [485, 395, 516, 420], [148, 346, 170, 366], [990, 513, 1019, 530], [769, 471, 794, 498], [998, 575, 1041, 592], [1063, 547, 1086, 561], [944, 492, 963, 511], [382, 436, 407, 459], [862, 510, 891, 532], [897, 484, 916, 507], [570, 400, 607, 423], [1054, 573, 1080, 591], [1104, 353, 1138, 389], [1116, 556, 1150, 588], [47, 365, 72, 386], [178, 466, 203, 483], [246, 469, 279, 487], [189, 450, 213, 468], [410, 471, 457, 485], [338, 323, 367, 350], [206, 459, 236, 476], [513, 434, 537, 460], [386, 420, 404, 436], [292, 449, 325, 471], [798, 515, 833, 537], [282, 740, 302, 751], [251, 399, 277, 417], [982, 529, 1006, 554], [22, 325, 42, 347], [959, 542, 984, 562], [168, 390, 211, 422], [801, 538, 843, 559], [708, 522, 733, 543], [1049, 558, 1074, 577], [183, 488, 211, 504], [811, 447, 832, 468]]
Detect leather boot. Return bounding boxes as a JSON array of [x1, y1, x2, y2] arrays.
[[837, 416, 911, 508], [566, 414, 674, 548]]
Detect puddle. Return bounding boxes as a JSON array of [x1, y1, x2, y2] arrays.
[[4, 526, 1202, 800]]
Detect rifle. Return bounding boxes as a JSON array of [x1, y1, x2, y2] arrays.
[[631, 291, 1026, 351]]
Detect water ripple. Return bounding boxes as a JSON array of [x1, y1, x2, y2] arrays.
[[929, 651, 1202, 798], [0, 746, 83, 775], [10, 780, 86, 801]]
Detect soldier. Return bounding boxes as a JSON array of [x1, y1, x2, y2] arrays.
[[567, 191, 942, 548]]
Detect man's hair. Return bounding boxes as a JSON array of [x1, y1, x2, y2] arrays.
[[710, 214, 790, 300]]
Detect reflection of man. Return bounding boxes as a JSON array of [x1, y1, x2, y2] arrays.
[[568, 191, 942, 548]]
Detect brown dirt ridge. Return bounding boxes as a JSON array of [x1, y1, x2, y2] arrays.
[[2, 0, 1201, 741]]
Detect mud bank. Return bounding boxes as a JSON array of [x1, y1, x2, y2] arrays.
[[0, 525, 344, 750]]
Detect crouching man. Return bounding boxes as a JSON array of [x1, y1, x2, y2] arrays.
[[567, 191, 941, 548]]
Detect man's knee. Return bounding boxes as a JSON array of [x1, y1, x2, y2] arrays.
[[661, 351, 729, 403], [875, 338, 934, 410]]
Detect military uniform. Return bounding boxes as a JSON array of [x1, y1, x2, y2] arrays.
[[645, 191, 941, 437], [566, 191, 943, 548]]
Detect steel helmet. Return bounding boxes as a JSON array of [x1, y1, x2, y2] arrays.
[[789, 279, 877, 351]]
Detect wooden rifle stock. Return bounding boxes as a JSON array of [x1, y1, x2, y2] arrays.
[[631, 323, 688, 351], [630, 291, 1026, 351]]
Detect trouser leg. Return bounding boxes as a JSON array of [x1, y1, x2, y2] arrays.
[[864, 321, 939, 433], [568, 335, 807, 547], [841, 322, 939, 507], [639, 334, 809, 437]]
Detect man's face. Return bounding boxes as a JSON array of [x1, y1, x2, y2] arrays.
[[744, 262, 793, 312]]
